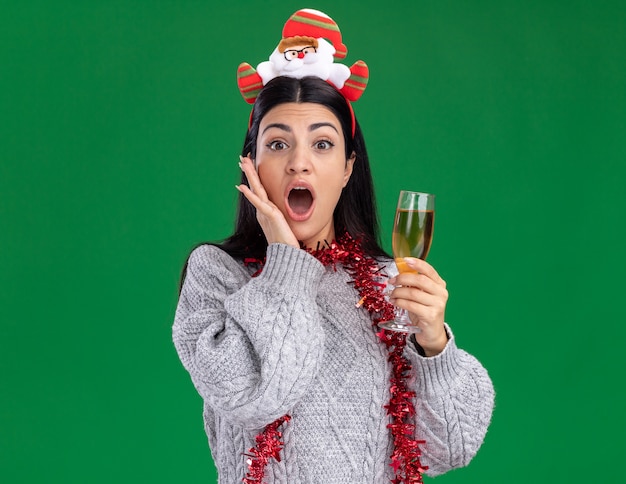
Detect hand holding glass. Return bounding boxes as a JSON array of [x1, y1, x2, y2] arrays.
[[378, 191, 435, 333]]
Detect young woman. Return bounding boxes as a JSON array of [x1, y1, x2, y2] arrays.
[[173, 75, 494, 483]]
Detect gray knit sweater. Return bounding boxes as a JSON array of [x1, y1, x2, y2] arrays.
[[173, 242, 494, 483]]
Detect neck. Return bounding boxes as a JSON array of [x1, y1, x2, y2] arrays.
[[299, 227, 336, 250]]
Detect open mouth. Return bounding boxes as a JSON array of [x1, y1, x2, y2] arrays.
[[286, 185, 315, 221]]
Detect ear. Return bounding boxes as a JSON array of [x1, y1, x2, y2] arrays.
[[343, 152, 356, 187]]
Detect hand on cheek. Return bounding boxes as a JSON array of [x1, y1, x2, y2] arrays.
[[235, 155, 299, 248]]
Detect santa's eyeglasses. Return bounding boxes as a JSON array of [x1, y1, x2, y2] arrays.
[[283, 46, 317, 60]]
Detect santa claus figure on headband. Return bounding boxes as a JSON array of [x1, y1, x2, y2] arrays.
[[237, 8, 368, 103]]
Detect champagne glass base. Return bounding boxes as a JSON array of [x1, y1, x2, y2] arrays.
[[377, 320, 422, 334]]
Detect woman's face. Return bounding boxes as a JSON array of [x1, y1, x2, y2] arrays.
[[255, 102, 354, 248]]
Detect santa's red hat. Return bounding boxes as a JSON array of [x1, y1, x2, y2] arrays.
[[281, 8, 347, 59]]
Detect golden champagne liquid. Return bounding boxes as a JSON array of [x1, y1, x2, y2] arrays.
[[392, 209, 434, 273]]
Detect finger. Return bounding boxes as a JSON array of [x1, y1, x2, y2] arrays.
[[235, 183, 275, 216], [402, 257, 446, 286], [390, 295, 445, 327], [390, 285, 442, 308], [239, 155, 268, 201], [393, 272, 447, 297], [239, 155, 262, 193]]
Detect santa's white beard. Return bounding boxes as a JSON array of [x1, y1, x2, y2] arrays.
[[257, 39, 343, 84], [270, 51, 333, 78], [284, 56, 333, 78]]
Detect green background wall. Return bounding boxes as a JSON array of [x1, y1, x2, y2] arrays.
[[2, 0, 624, 482]]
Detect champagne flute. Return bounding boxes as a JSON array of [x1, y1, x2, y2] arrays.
[[379, 191, 435, 333]]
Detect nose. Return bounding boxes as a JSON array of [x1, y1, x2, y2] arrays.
[[297, 52, 305, 59], [286, 146, 312, 174]]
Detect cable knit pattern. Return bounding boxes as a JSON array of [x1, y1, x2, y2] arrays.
[[173, 243, 494, 483], [405, 332, 495, 476]]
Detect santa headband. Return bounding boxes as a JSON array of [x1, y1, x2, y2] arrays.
[[236, 8, 369, 137]]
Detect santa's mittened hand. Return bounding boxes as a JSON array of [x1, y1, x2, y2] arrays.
[[237, 63, 264, 104], [340, 60, 369, 101]]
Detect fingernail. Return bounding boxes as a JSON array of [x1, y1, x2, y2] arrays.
[[234, 184, 242, 191], [239, 155, 244, 163], [404, 257, 418, 267], [238, 162, 243, 170]]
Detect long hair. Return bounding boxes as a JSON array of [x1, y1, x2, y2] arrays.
[[180, 76, 388, 287]]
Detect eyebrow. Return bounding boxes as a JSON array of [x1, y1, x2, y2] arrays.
[[309, 122, 339, 134], [262, 123, 291, 134], [261, 122, 339, 135]]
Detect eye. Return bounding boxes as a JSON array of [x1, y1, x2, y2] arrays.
[[302, 46, 316, 55], [314, 140, 334, 150], [284, 50, 298, 60], [267, 140, 289, 151]]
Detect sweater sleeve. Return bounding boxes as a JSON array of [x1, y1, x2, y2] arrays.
[[404, 325, 495, 476], [172, 243, 326, 429]]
